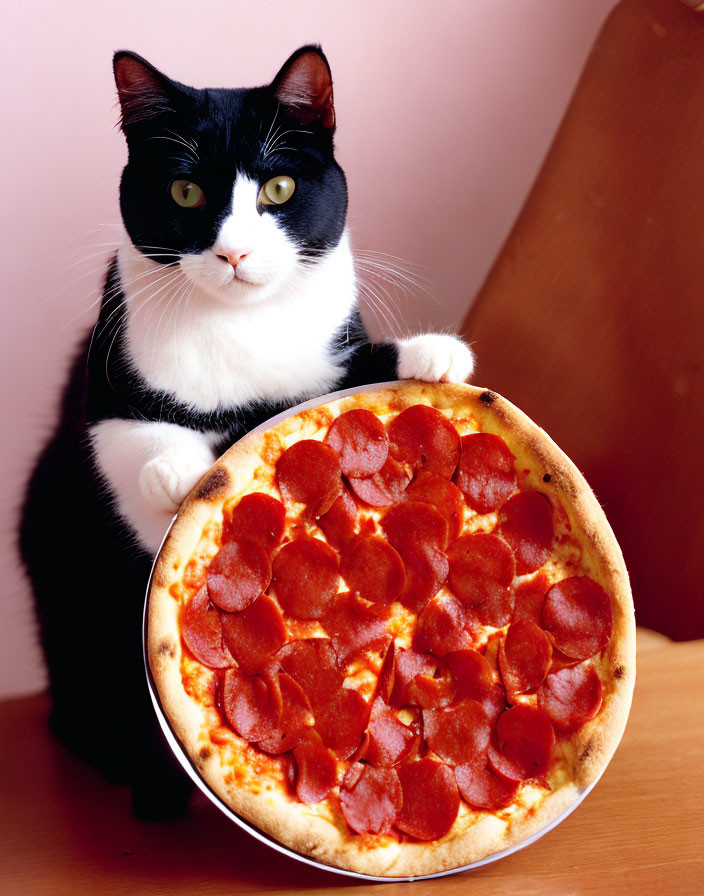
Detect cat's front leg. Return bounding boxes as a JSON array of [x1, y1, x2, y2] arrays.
[[90, 419, 216, 555], [395, 333, 475, 384]]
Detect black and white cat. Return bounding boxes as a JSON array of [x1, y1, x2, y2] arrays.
[[19, 46, 474, 818]]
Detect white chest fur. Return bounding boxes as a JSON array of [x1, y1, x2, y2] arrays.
[[118, 233, 357, 413]]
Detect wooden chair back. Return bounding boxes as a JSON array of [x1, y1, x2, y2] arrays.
[[462, 0, 704, 639]]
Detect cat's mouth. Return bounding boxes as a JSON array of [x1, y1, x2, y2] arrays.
[[178, 251, 277, 301], [230, 267, 265, 287], [212, 251, 268, 289]]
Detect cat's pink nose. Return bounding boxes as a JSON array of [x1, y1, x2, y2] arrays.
[[216, 249, 250, 269]]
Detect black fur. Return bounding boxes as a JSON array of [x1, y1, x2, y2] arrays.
[[19, 47, 398, 819]]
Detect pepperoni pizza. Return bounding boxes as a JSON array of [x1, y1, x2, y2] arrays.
[[146, 382, 635, 878]]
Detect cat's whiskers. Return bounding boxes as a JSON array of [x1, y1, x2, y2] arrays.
[[354, 270, 401, 335], [165, 280, 190, 378], [60, 249, 121, 272], [355, 247, 429, 269], [161, 281, 196, 393], [62, 260, 180, 332], [103, 318, 127, 389], [59, 242, 180, 307], [48, 242, 159, 277], [149, 129, 199, 164], [146, 275, 193, 372], [165, 128, 199, 159], [261, 124, 313, 161], [357, 282, 403, 338], [98, 264, 182, 334], [355, 266, 417, 329], [353, 250, 434, 299], [65, 254, 178, 299], [122, 267, 186, 327], [353, 248, 422, 275], [261, 123, 289, 160], [353, 262, 407, 336], [260, 107, 280, 161], [103, 267, 188, 384], [355, 260, 427, 296]]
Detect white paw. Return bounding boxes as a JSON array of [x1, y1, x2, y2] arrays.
[[396, 333, 475, 384], [139, 454, 214, 515]]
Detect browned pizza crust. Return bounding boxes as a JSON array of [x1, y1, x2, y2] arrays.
[[146, 382, 636, 878]]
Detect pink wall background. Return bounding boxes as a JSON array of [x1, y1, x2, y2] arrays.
[[0, 0, 616, 698]]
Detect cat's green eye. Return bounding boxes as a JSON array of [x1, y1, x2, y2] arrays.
[[259, 176, 296, 206], [170, 180, 206, 208]]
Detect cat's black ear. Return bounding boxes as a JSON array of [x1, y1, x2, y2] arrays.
[[113, 51, 180, 131], [271, 45, 335, 130]]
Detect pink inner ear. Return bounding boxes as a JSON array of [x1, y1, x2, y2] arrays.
[[114, 55, 172, 129], [274, 52, 335, 129]]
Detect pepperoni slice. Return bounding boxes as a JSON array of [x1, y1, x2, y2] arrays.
[[324, 409, 389, 477], [499, 619, 552, 699], [339, 535, 405, 605], [390, 648, 433, 706], [314, 687, 371, 759], [500, 491, 554, 574], [256, 673, 313, 754], [424, 700, 491, 766], [388, 405, 460, 479], [381, 502, 449, 554], [292, 732, 338, 804], [373, 640, 396, 705], [405, 472, 465, 539], [271, 536, 340, 620], [447, 533, 515, 626], [413, 596, 476, 656], [512, 572, 550, 625], [349, 730, 371, 764], [317, 486, 358, 549], [348, 455, 411, 507], [476, 685, 506, 725], [277, 638, 344, 711], [489, 705, 555, 781], [454, 432, 517, 514], [405, 658, 455, 709], [399, 541, 449, 612], [222, 668, 278, 742], [206, 540, 272, 613], [541, 576, 613, 660], [549, 647, 582, 674], [389, 649, 455, 708], [538, 665, 603, 731], [221, 594, 287, 674], [365, 703, 420, 768], [443, 650, 506, 724], [443, 649, 495, 701], [181, 586, 233, 669], [275, 439, 342, 517], [222, 493, 285, 552], [396, 758, 460, 840], [262, 666, 284, 717], [322, 592, 389, 666], [340, 764, 403, 835], [455, 761, 519, 810]]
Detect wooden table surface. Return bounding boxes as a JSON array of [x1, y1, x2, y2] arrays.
[[2, 630, 703, 895]]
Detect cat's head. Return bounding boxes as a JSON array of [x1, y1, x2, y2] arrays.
[[113, 47, 348, 306]]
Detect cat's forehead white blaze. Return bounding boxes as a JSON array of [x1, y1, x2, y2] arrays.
[[213, 175, 269, 259]]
